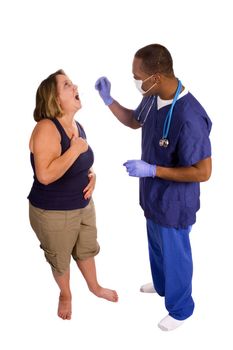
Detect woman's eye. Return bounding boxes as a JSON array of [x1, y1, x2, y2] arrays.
[[64, 82, 72, 87]]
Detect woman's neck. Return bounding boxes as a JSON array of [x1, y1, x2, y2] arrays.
[[59, 113, 75, 127]]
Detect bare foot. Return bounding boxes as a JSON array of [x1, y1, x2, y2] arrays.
[[91, 286, 118, 302], [58, 294, 72, 320]]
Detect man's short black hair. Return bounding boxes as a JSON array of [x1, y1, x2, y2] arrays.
[[135, 44, 174, 76]]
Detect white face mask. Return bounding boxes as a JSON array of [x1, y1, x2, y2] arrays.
[[134, 79, 145, 94], [134, 75, 157, 95]]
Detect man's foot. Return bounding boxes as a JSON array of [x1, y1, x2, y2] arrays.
[[91, 286, 118, 302], [158, 315, 184, 331], [140, 282, 156, 293], [58, 294, 72, 320]]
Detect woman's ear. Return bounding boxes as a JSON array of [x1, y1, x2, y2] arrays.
[[56, 96, 61, 106]]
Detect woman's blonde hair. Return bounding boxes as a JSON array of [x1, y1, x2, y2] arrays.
[[33, 69, 65, 122]]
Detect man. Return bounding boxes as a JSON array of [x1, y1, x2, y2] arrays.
[[95, 44, 212, 331]]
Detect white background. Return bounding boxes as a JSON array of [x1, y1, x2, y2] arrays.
[[0, 0, 232, 348]]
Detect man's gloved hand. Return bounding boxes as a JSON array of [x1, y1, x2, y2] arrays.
[[123, 160, 156, 178], [95, 77, 113, 106]]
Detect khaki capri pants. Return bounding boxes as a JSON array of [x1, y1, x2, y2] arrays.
[[29, 199, 100, 274]]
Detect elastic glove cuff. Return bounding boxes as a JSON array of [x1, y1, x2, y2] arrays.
[[149, 164, 157, 177], [104, 96, 114, 106]]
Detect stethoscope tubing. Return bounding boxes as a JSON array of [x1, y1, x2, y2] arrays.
[[137, 79, 182, 148]]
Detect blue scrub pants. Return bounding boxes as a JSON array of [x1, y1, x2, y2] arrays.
[[146, 219, 194, 320]]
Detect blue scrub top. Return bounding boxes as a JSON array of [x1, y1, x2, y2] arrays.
[[133, 92, 212, 229]]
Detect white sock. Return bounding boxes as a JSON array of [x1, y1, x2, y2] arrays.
[[140, 282, 156, 293], [158, 315, 184, 331]]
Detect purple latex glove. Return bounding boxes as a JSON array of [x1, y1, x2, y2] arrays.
[[123, 160, 156, 178], [95, 76, 114, 106]]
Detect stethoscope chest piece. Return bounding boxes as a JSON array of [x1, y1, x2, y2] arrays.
[[159, 138, 169, 148]]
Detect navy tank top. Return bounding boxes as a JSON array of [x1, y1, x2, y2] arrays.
[[28, 118, 94, 210]]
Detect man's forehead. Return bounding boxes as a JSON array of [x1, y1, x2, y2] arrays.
[[132, 57, 141, 70], [132, 57, 141, 69], [132, 57, 146, 78]]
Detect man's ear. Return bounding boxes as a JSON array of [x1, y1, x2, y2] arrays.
[[153, 73, 161, 84]]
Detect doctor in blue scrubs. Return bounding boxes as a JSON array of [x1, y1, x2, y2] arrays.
[[95, 44, 212, 331]]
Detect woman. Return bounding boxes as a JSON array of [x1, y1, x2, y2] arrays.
[[28, 69, 118, 320]]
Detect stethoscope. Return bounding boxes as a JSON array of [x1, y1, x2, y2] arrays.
[[137, 95, 156, 126], [137, 80, 182, 148]]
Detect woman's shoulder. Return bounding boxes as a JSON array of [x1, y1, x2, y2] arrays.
[[30, 118, 61, 153], [34, 118, 58, 133], [32, 118, 61, 141], [36, 117, 56, 127]]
